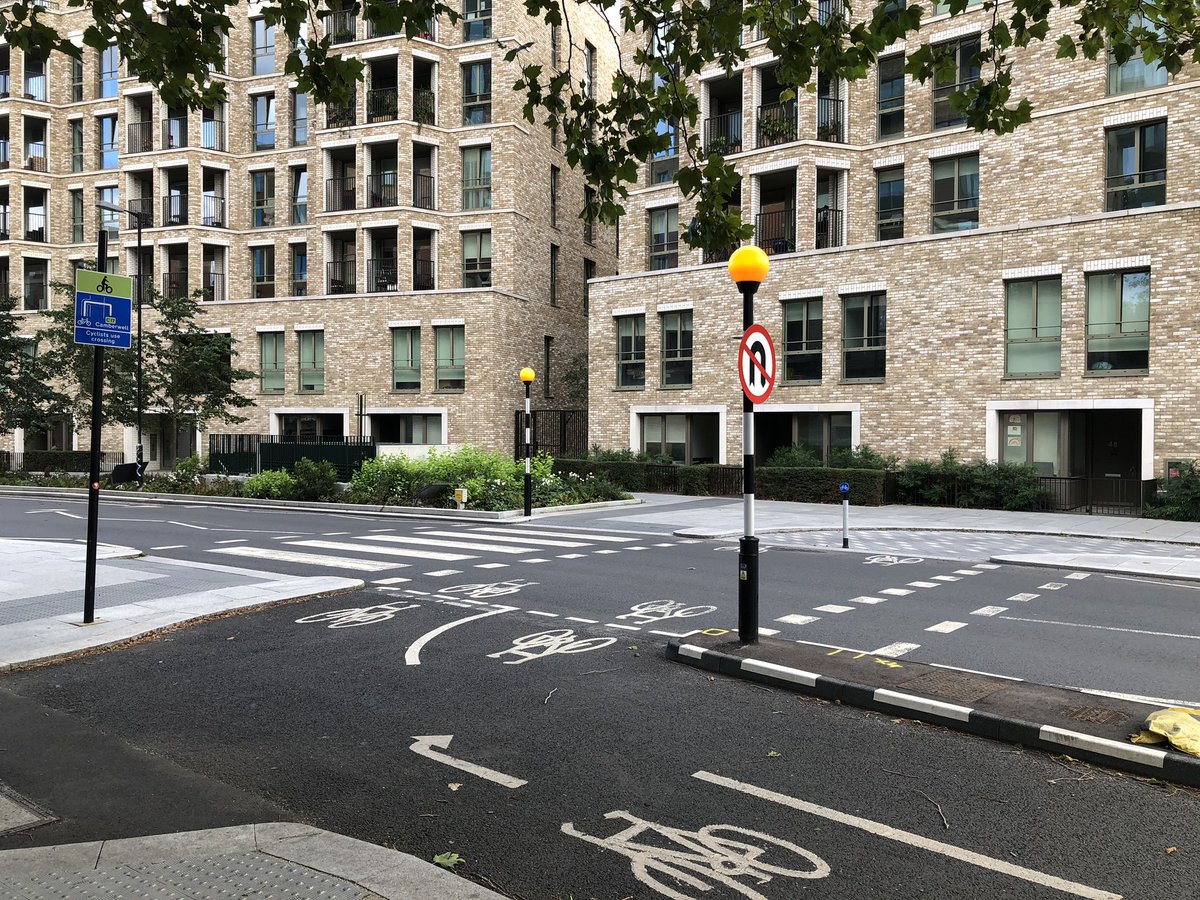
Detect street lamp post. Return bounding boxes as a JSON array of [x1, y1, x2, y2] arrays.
[[96, 200, 145, 486], [520, 367, 536, 516], [727, 246, 770, 644]]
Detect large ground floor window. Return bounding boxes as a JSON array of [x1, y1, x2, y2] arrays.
[[641, 412, 719, 464], [371, 413, 442, 444], [756, 411, 852, 465], [278, 413, 344, 440]]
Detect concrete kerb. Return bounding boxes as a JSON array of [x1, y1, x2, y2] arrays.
[[666, 636, 1200, 789], [676, 523, 1200, 546]]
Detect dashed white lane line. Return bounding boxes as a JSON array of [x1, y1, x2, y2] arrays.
[[271, 535, 304, 540], [880, 588, 914, 596], [931, 575, 961, 582], [322, 531, 351, 536], [373, 577, 412, 585], [626, 546, 648, 551], [1065, 572, 1091, 580], [557, 553, 587, 559], [907, 581, 940, 589], [971, 606, 1008, 616], [594, 549, 621, 555], [606, 623, 641, 631], [150, 545, 186, 550], [214, 538, 248, 544], [521, 558, 550, 564], [814, 604, 855, 614], [654, 543, 675, 547], [368, 528, 395, 532], [567, 616, 599, 624], [926, 621, 968, 634], [1007, 592, 1039, 602], [848, 596, 887, 605], [954, 569, 983, 576], [1038, 582, 1068, 590], [528, 610, 559, 617], [871, 642, 921, 657], [975, 563, 1001, 570], [425, 569, 463, 577], [475, 562, 509, 569], [776, 614, 821, 625]]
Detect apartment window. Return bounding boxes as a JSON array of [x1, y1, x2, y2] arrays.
[[784, 299, 822, 382], [648, 206, 679, 270], [24, 55, 47, 102], [70, 189, 84, 243], [543, 335, 553, 398], [876, 166, 904, 240], [464, 0, 492, 40], [1105, 121, 1166, 211], [462, 230, 492, 287], [292, 91, 308, 147], [842, 292, 886, 381], [583, 258, 595, 316], [616, 314, 646, 387], [70, 56, 84, 102], [661, 309, 693, 387], [97, 186, 120, 237], [877, 55, 905, 139], [298, 330, 325, 392], [392, 327, 421, 390], [291, 168, 308, 224], [642, 413, 719, 465], [551, 22, 561, 69], [584, 42, 596, 99], [98, 115, 118, 169], [1108, 17, 1168, 94], [252, 19, 275, 75], [1006, 277, 1062, 377], [202, 106, 225, 151], [252, 246, 275, 298], [1086, 270, 1149, 373], [291, 244, 308, 296], [549, 244, 559, 306], [584, 186, 596, 245], [463, 62, 491, 125], [252, 170, 275, 227], [99, 45, 119, 98], [379, 414, 441, 444], [932, 37, 980, 129], [931, 153, 979, 233], [70, 119, 84, 172], [435, 324, 465, 390], [462, 145, 492, 209], [260, 331, 285, 393], [253, 94, 276, 151], [649, 118, 679, 184], [550, 166, 560, 227]]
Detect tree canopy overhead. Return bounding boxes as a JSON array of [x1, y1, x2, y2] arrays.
[[3, 0, 1195, 252]]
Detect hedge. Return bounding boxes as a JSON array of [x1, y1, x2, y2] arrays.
[[757, 466, 886, 505], [21, 450, 97, 473]]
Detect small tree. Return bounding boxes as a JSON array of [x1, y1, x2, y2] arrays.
[[0, 292, 64, 435]]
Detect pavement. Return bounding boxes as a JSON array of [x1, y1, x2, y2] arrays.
[[4, 493, 1200, 897]]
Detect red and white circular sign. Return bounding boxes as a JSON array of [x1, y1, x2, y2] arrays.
[[738, 324, 777, 404]]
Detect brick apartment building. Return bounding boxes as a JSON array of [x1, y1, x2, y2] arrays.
[[2, 0, 617, 467], [587, 2, 1200, 507]]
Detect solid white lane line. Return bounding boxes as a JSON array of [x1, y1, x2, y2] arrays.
[[355, 534, 531, 555], [150, 545, 186, 550], [871, 642, 921, 657], [1000, 616, 1200, 641], [405, 606, 517, 666], [475, 563, 509, 569], [1007, 592, 1039, 602], [470, 527, 636, 543], [814, 604, 854, 614], [880, 588, 913, 596], [692, 771, 1122, 900], [1104, 574, 1200, 591], [971, 606, 1007, 617], [1081, 687, 1200, 708], [776, 614, 821, 625], [566, 617, 598, 624], [289, 539, 475, 562], [925, 621, 967, 634], [606, 623, 640, 631], [169, 521, 207, 530], [848, 596, 887, 605], [209, 546, 402, 572], [928, 662, 1024, 681], [528, 610, 559, 617], [213, 538, 248, 544], [422, 530, 591, 548]]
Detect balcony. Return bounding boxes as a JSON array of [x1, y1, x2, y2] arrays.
[[326, 103, 356, 129], [129, 196, 154, 227], [815, 206, 843, 249], [0, 210, 9, 239], [413, 257, 434, 291], [23, 74, 46, 101], [703, 111, 743, 156], [0, 140, 8, 169], [0, 71, 9, 98], [327, 259, 356, 295], [367, 87, 398, 122], [413, 89, 435, 125], [202, 195, 226, 227], [816, 96, 845, 143], [325, 177, 356, 212], [162, 271, 189, 299], [755, 209, 796, 255], [368, 1, 401, 37], [163, 116, 187, 149], [162, 194, 189, 226], [326, 9, 357, 43], [413, 173, 434, 209], [367, 259, 398, 292], [203, 276, 226, 302], [367, 172, 397, 207], [127, 121, 153, 153], [24, 212, 46, 242], [757, 101, 797, 148], [23, 147, 46, 172], [202, 118, 226, 151]]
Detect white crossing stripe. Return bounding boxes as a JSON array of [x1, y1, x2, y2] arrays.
[[954, 569, 983, 576], [150, 545, 186, 550], [373, 577, 412, 584], [908, 581, 940, 588], [288, 539, 474, 562], [424, 530, 590, 548], [1039, 582, 1068, 590], [322, 532, 351, 536], [880, 587, 913, 596], [971, 606, 1008, 617], [626, 546, 649, 551], [425, 569, 462, 577], [606, 623, 641, 630], [848, 596, 887, 605], [1007, 592, 1039, 602], [209, 546, 403, 572], [594, 549, 621, 554], [926, 621, 968, 634], [931, 575, 961, 582], [871, 642, 921, 658], [528, 610, 559, 617], [557, 553, 586, 559], [475, 562, 509, 569], [654, 543, 675, 547], [355, 534, 531, 555], [1065, 572, 1091, 580], [775, 614, 821, 625], [214, 538, 248, 544], [975, 563, 1001, 570], [521, 558, 550, 564], [758, 627, 780, 636], [470, 527, 636, 543], [814, 604, 854, 614]]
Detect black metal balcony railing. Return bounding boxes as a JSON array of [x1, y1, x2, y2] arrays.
[[815, 206, 843, 249], [933, 79, 975, 129], [71, 217, 84, 242], [367, 172, 398, 207], [327, 260, 356, 294], [24, 212, 46, 242], [292, 277, 308, 298], [0, 140, 9, 169], [202, 195, 226, 227], [129, 196, 154, 227], [202, 118, 226, 151], [462, 177, 491, 210], [0, 71, 9, 98], [0, 210, 8, 239], [413, 173, 434, 209], [757, 100, 798, 148], [877, 207, 904, 241], [23, 147, 46, 172], [162, 271, 189, 298], [816, 96, 845, 142], [367, 87, 398, 122], [163, 116, 187, 149], [413, 89, 435, 125], [203, 276, 226, 302], [1105, 168, 1167, 211], [326, 9, 357, 43], [367, 0, 401, 37], [162, 193, 188, 226], [325, 177, 356, 212], [128, 121, 153, 153], [326, 103, 356, 129], [253, 124, 276, 152], [648, 236, 679, 270], [24, 73, 46, 101], [930, 195, 979, 233], [413, 257, 434, 290], [755, 209, 796, 255], [131, 274, 153, 300], [703, 111, 743, 156], [368, 260, 398, 292]]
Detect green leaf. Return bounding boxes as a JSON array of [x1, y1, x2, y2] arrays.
[[433, 852, 464, 870]]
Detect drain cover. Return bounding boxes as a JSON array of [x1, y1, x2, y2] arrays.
[[1065, 705, 1131, 725], [0, 782, 56, 838], [899, 670, 1004, 704]]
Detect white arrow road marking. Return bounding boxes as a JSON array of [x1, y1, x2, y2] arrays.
[[409, 735, 527, 788], [692, 771, 1121, 900], [404, 605, 516, 666]]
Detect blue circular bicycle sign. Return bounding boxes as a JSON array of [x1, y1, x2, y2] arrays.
[[839, 482, 851, 494]]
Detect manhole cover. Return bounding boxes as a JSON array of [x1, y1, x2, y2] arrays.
[[899, 670, 1003, 704], [1065, 705, 1131, 725], [0, 782, 56, 837]]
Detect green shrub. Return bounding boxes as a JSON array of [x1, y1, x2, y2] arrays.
[[168, 455, 204, 493], [894, 450, 1049, 511], [757, 467, 886, 505], [243, 468, 297, 500], [462, 475, 520, 511], [1145, 460, 1200, 521], [828, 443, 899, 471], [201, 477, 241, 497], [559, 471, 628, 504], [22, 450, 93, 473], [347, 455, 414, 505], [294, 458, 338, 502], [765, 444, 822, 468]]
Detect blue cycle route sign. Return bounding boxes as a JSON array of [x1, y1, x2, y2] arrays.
[[74, 271, 133, 350], [839, 482, 851, 494]]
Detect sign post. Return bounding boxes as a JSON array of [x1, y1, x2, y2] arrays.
[[74, 247, 133, 625], [840, 481, 851, 549]]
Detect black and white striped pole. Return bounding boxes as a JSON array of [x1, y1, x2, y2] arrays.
[[728, 246, 770, 644], [520, 367, 535, 517]]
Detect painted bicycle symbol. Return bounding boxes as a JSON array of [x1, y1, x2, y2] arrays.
[[616, 600, 717, 625], [97, 275, 114, 294], [488, 629, 617, 665], [295, 602, 419, 628], [863, 554, 923, 566], [562, 811, 829, 900], [438, 579, 537, 599]]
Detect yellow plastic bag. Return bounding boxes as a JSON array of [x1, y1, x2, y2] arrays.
[[1131, 707, 1200, 758]]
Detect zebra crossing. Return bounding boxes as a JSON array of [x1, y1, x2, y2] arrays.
[[206, 525, 670, 576]]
